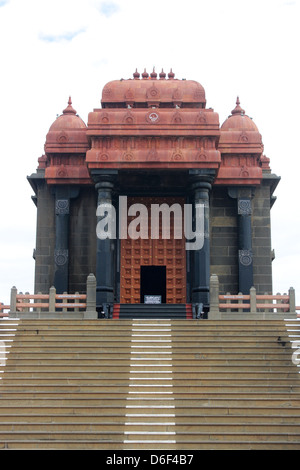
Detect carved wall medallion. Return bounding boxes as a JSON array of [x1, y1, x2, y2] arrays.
[[123, 111, 135, 125], [172, 150, 184, 161], [146, 84, 160, 100], [123, 152, 134, 161], [195, 112, 207, 124], [100, 112, 109, 124], [56, 166, 68, 178], [57, 131, 69, 144], [239, 249, 253, 267], [172, 111, 183, 124], [240, 166, 250, 178], [239, 132, 249, 143], [99, 153, 109, 161], [54, 249, 69, 266], [146, 112, 160, 123]]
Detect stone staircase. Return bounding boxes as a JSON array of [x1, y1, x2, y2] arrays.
[[113, 304, 192, 319], [0, 317, 300, 450]]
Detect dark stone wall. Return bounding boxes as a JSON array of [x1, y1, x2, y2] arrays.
[[210, 187, 239, 294], [252, 181, 273, 294], [34, 183, 97, 295], [210, 183, 273, 295], [68, 187, 97, 293], [34, 182, 55, 294]]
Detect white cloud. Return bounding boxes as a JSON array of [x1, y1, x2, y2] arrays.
[[98, 1, 119, 17]]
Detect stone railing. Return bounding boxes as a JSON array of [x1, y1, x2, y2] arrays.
[[1, 274, 98, 319], [209, 274, 299, 319], [1, 273, 299, 320]]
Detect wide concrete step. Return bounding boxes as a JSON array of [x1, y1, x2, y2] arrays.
[[6, 326, 293, 334], [1, 413, 300, 424], [1, 421, 300, 434], [1, 396, 300, 407], [5, 354, 294, 363], [2, 385, 300, 394], [2, 440, 299, 450], [2, 342, 292, 359], [1, 390, 300, 399], [3, 366, 297, 375], [1, 379, 300, 388], [1, 429, 300, 442], [6, 353, 291, 370], [0, 319, 295, 327], [3, 332, 294, 341], [1, 403, 300, 415]]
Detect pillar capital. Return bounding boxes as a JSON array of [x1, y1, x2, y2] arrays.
[[90, 169, 118, 185], [188, 169, 215, 190], [95, 180, 115, 195], [228, 186, 255, 200]]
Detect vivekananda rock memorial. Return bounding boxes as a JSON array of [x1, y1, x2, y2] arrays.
[[2, 69, 300, 452], [27, 68, 280, 317]]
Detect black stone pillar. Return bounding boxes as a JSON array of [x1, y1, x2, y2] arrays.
[[238, 198, 254, 294], [53, 187, 79, 294], [94, 174, 117, 316], [189, 170, 214, 314], [53, 197, 70, 294]]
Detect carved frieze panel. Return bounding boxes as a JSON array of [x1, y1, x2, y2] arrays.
[[238, 199, 252, 215]]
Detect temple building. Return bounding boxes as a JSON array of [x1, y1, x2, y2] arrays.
[[28, 69, 280, 317]]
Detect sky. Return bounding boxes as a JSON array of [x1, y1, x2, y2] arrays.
[[0, 0, 299, 306]]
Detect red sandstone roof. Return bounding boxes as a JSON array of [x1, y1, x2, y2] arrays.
[[221, 98, 259, 132], [219, 98, 263, 154], [101, 69, 206, 108], [45, 98, 88, 154], [216, 98, 264, 185]]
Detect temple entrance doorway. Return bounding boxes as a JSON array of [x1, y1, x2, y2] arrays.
[[140, 266, 166, 304], [120, 196, 186, 304]]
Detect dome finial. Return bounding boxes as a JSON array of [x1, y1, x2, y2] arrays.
[[159, 68, 166, 80], [142, 68, 149, 79], [168, 68, 175, 79], [150, 67, 157, 79], [63, 96, 76, 115], [133, 69, 140, 79], [231, 96, 245, 115]]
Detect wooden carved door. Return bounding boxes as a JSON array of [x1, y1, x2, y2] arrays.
[[120, 197, 186, 304]]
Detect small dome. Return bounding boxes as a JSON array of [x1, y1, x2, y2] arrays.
[[219, 97, 263, 157], [221, 97, 259, 132], [45, 97, 88, 154], [48, 97, 87, 131]]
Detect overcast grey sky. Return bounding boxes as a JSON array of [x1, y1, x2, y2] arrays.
[[0, 0, 299, 305]]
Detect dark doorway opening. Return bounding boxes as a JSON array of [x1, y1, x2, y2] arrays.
[[140, 266, 166, 303]]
